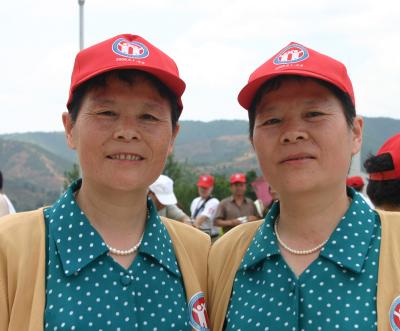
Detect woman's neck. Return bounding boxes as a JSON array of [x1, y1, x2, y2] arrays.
[[76, 180, 148, 235], [277, 186, 350, 245]]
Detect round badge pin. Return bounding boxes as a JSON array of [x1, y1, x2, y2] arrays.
[[390, 295, 400, 330], [188, 292, 210, 331]]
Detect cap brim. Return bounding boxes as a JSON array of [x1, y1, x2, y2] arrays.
[[238, 70, 351, 110], [68, 65, 185, 111], [197, 183, 212, 188], [155, 192, 177, 206]]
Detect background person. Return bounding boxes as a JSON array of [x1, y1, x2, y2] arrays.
[[0, 170, 16, 217], [364, 133, 400, 211], [0, 34, 210, 331], [346, 175, 374, 208], [346, 175, 364, 192], [214, 173, 259, 233], [149, 174, 191, 223], [190, 174, 220, 240]]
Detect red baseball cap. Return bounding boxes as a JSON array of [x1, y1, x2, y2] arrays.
[[238, 42, 355, 110], [197, 175, 214, 188], [346, 176, 364, 189], [67, 34, 186, 111], [369, 133, 400, 181], [230, 173, 246, 184]]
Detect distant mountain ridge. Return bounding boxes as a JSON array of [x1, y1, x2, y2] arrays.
[[1, 117, 399, 211], [0, 138, 73, 211]]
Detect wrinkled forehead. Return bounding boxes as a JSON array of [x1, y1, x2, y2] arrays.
[[255, 76, 340, 112], [254, 75, 335, 108]]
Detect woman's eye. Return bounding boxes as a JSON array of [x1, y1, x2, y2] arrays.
[[97, 110, 116, 117], [263, 118, 281, 125], [306, 111, 324, 118], [142, 113, 158, 121]]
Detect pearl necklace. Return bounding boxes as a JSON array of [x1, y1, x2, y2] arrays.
[[274, 217, 328, 255], [107, 234, 144, 256], [106, 208, 148, 256]]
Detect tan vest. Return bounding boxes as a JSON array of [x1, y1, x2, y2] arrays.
[[208, 209, 400, 331], [0, 209, 210, 331]]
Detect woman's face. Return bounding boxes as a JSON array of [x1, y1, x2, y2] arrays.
[[63, 76, 179, 193], [252, 78, 363, 197]]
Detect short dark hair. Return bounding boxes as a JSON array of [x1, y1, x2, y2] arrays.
[[0, 170, 3, 190], [364, 153, 400, 207], [247, 75, 356, 139], [67, 69, 180, 130]]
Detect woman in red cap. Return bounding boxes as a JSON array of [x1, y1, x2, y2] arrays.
[[208, 42, 400, 331], [0, 35, 210, 331], [364, 133, 400, 211]]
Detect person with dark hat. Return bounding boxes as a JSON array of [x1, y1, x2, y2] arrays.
[[214, 173, 259, 233], [0, 34, 210, 331], [208, 42, 400, 331], [364, 133, 400, 211]]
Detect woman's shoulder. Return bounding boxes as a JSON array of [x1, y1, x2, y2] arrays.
[[160, 216, 211, 244], [376, 209, 400, 226], [0, 209, 45, 246], [212, 220, 263, 254]]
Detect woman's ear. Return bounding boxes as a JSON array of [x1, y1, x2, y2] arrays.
[[62, 112, 76, 150], [351, 116, 363, 156], [167, 124, 180, 155]]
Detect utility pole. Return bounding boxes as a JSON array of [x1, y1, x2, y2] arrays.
[[78, 0, 85, 50]]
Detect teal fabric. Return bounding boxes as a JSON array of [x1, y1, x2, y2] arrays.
[[225, 189, 381, 331], [44, 180, 190, 330]]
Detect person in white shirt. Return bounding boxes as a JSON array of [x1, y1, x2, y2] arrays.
[[0, 171, 16, 217], [190, 174, 220, 239]]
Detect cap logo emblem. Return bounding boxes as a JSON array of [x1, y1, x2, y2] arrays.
[[390, 296, 400, 330], [112, 38, 149, 59], [273, 43, 309, 65]]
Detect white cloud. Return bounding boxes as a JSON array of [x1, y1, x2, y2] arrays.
[[1, 0, 400, 132]]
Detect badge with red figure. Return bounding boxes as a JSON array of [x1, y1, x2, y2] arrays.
[[390, 296, 400, 330], [188, 292, 210, 331]]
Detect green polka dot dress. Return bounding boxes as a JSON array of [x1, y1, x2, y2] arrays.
[[44, 180, 191, 330], [225, 189, 381, 330]]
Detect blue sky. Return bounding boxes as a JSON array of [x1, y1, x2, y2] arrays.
[[1, 0, 399, 133]]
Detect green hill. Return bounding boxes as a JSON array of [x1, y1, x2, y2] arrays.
[[0, 138, 73, 211], [1, 117, 399, 211]]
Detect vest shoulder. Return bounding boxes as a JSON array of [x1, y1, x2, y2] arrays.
[[0, 209, 44, 234], [376, 209, 400, 227], [161, 217, 211, 244], [0, 209, 45, 251], [211, 220, 263, 253]]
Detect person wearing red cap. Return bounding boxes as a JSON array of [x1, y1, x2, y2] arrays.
[[190, 175, 220, 240], [364, 133, 400, 211], [346, 175, 365, 192], [214, 173, 259, 233], [0, 34, 210, 331], [208, 42, 400, 330]]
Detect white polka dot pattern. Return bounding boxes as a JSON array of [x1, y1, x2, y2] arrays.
[[225, 190, 381, 330], [44, 180, 190, 330]]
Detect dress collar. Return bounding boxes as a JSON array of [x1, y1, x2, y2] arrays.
[[47, 179, 181, 278]]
